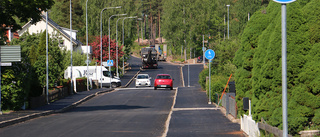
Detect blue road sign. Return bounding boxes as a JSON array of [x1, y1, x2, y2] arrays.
[[202, 47, 206, 52], [205, 49, 215, 60], [107, 60, 113, 66], [273, 0, 295, 4]]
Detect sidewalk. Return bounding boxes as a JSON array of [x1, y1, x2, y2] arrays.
[[0, 59, 140, 128]]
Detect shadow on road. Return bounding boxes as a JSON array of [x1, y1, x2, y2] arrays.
[[68, 105, 149, 112]]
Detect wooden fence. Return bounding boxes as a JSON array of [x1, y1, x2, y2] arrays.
[[258, 122, 293, 137]]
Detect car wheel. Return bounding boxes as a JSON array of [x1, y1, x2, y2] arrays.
[[111, 83, 117, 88], [170, 87, 173, 90], [154, 87, 157, 90], [136, 86, 138, 88]]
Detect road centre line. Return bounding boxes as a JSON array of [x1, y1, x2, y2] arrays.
[[173, 107, 220, 111], [161, 87, 178, 137]]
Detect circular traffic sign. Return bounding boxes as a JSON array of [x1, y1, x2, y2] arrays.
[[273, 0, 295, 4], [205, 49, 215, 60]]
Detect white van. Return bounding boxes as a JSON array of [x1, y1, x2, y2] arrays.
[[64, 66, 121, 88]]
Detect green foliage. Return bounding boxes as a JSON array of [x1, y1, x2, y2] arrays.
[[313, 109, 320, 125], [1, 31, 79, 110], [234, 0, 320, 135], [37, 31, 47, 56], [198, 68, 209, 90], [49, 0, 141, 46], [0, 0, 54, 30], [1, 69, 25, 110]]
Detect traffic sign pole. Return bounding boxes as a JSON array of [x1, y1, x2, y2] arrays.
[[208, 59, 211, 104], [273, 0, 295, 136], [281, 4, 288, 137], [205, 49, 215, 104]]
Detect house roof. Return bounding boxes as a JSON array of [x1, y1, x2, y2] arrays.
[[18, 14, 83, 46]]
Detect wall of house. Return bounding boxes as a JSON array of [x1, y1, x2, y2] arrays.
[[18, 20, 76, 51]]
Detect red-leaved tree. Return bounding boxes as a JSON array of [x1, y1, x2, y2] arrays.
[[90, 35, 124, 67]]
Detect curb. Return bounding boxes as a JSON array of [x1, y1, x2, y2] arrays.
[[213, 103, 241, 125], [121, 68, 141, 88], [0, 89, 114, 128]]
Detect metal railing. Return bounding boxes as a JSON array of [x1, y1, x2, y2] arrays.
[[221, 93, 237, 118]]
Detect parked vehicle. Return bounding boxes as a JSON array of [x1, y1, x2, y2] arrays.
[[135, 74, 152, 88], [64, 66, 121, 88], [154, 74, 173, 90]]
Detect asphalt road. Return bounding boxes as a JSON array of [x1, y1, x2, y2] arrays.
[[0, 56, 243, 137]]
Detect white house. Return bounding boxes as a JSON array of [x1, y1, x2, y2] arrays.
[[17, 13, 92, 56]]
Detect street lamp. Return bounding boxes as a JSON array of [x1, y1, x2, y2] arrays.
[[122, 18, 142, 75], [226, 5, 230, 39], [99, 6, 122, 89], [108, 13, 127, 88], [46, 11, 49, 103], [116, 16, 137, 77], [70, 0, 73, 93], [85, 0, 89, 91]]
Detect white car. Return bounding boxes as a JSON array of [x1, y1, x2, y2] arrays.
[[135, 74, 151, 88]]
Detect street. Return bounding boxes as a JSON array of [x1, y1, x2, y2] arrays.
[[0, 56, 243, 137]]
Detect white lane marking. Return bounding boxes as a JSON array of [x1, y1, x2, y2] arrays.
[[162, 87, 178, 137], [181, 66, 185, 87], [173, 107, 220, 111]]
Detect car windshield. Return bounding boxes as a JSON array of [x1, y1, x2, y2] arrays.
[[103, 71, 114, 78], [156, 75, 171, 79], [137, 75, 149, 79]]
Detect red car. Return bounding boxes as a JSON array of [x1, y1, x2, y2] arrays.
[[154, 74, 174, 90]]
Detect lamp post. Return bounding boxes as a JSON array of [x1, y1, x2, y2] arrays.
[[226, 5, 230, 39], [46, 11, 49, 104], [99, 6, 122, 89], [122, 18, 142, 75], [86, 0, 89, 91], [108, 14, 127, 88], [70, 0, 73, 93], [203, 35, 205, 65], [116, 16, 137, 77]]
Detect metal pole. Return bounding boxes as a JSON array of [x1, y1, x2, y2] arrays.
[[99, 7, 122, 89], [227, 5, 230, 39], [117, 16, 137, 77], [188, 57, 190, 87], [203, 35, 204, 65], [123, 18, 125, 75], [209, 59, 211, 104], [281, 4, 288, 137], [188, 47, 190, 87], [100, 9, 103, 89], [86, 0, 89, 91], [0, 48, 2, 114], [109, 14, 126, 88], [46, 11, 49, 103], [116, 18, 122, 78], [120, 16, 137, 77], [70, 0, 73, 93]]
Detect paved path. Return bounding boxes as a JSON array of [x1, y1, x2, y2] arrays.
[[164, 64, 244, 137]]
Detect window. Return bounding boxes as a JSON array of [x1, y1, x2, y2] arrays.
[[157, 75, 171, 79]]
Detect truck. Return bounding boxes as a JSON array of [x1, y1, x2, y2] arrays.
[[64, 66, 121, 88], [155, 44, 167, 61], [140, 47, 158, 69]]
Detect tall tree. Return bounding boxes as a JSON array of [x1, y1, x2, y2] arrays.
[[0, 0, 54, 44]]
